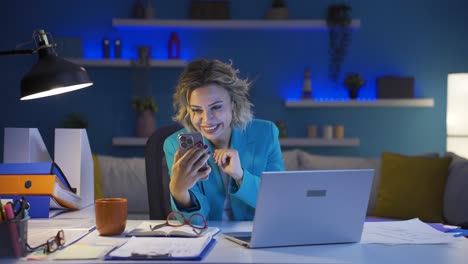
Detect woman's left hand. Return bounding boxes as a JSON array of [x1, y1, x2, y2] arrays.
[[213, 149, 243, 181]]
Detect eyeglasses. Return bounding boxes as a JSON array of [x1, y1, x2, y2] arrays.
[[27, 230, 65, 254], [150, 211, 207, 234]]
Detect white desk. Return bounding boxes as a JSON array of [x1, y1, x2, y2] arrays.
[[6, 209, 468, 264]]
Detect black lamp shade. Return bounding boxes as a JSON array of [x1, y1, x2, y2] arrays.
[[20, 47, 93, 100]]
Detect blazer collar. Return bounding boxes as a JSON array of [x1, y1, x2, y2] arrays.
[[231, 125, 255, 149]]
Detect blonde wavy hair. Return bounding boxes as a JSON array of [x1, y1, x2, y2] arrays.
[[172, 59, 253, 131]]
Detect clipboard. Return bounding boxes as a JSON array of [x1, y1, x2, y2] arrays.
[[105, 227, 220, 261], [104, 238, 217, 260]]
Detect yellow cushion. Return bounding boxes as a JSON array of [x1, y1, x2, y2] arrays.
[[373, 152, 452, 223], [93, 154, 104, 199]]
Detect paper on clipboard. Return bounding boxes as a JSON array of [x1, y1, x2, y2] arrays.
[[108, 227, 219, 260]]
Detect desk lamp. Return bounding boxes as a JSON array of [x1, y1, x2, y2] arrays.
[[0, 29, 93, 100]]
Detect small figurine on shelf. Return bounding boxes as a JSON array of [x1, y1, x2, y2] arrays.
[[102, 38, 110, 58], [137, 46, 152, 65], [168, 32, 181, 59], [114, 39, 121, 59], [302, 67, 313, 99]]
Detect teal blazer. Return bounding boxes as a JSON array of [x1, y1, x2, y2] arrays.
[[163, 119, 284, 221]]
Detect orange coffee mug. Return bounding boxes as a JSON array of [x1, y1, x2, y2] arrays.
[[95, 198, 128, 236]]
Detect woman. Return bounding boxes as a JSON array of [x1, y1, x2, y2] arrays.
[[163, 59, 284, 221]]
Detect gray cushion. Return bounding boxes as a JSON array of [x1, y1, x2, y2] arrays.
[[282, 149, 302, 171], [297, 151, 380, 216], [97, 155, 148, 213], [444, 152, 468, 227]]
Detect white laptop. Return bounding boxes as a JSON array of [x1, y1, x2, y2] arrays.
[[223, 169, 374, 248]]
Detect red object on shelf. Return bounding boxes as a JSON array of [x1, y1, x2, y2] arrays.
[[168, 32, 180, 59]]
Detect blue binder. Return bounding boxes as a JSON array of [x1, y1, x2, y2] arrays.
[[0, 162, 75, 193], [0, 162, 77, 218]]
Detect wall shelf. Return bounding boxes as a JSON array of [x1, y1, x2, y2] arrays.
[[113, 136, 360, 147], [285, 98, 435, 108], [112, 18, 361, 30], [280, 138, 360, 147], [112, 137, 360, 147], [67, 58, 188, 68]]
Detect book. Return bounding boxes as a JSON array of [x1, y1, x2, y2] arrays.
[[0, 175, 80, 209], [127, 221, 220, 238], [0, 162, 75, 193]]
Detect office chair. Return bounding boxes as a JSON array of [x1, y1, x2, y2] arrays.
[[145, 123, 183, 220]]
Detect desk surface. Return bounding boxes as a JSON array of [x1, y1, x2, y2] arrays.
[[7, 210, 468, 264]]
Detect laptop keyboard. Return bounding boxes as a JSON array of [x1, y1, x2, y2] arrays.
[[224, 232, 252, 243], [235, 236, 251, 243]]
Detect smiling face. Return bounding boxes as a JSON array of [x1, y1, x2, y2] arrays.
[[188, 84, 233, 148]]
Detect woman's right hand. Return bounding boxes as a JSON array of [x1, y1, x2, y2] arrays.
[[169, 144, 211, 207]]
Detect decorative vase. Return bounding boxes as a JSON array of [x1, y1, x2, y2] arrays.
[[265, 0, 289, 19], [168, 32, 181, 59], [265, 7, 289, 19], [136, 110, 156, 137], [348, 86, 360, 99], [145, 0, 155, 19], [131, 0, 145, 18]]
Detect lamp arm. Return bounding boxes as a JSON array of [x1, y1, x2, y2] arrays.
[[0, 49, 34, 56]]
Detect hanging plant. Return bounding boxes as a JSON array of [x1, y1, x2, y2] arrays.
[[326, 4, 352, 82]]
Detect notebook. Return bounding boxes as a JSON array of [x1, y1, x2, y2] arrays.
[[223, 169, 374, 248]]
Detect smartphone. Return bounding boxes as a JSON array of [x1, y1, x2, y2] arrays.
[[177, 132, 209, 176], [178, 132, 204, 156]]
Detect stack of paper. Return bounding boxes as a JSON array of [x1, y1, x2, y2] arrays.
[[28, 218, 96, 248], [361, 218, 464, 245]]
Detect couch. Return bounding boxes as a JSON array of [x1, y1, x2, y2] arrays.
[[94, 149, 468, 227]]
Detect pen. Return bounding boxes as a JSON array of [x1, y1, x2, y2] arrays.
[[5, 203, 21, 257], [131, 252, 172, 259], [4, 203, 14, 220], [447, 228, 468, 237]]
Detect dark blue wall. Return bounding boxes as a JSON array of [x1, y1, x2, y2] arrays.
[[2, 0, 468, 160]]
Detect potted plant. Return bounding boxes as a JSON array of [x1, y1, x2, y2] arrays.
[[326, 4, 352, 82], [132, 96, 157, 137], [343, 73, 365, 99], [62, 113, 88, 129], [132, 96, 158, 113]]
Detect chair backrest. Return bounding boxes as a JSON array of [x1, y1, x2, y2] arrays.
[[145, 123, 183, 220]]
